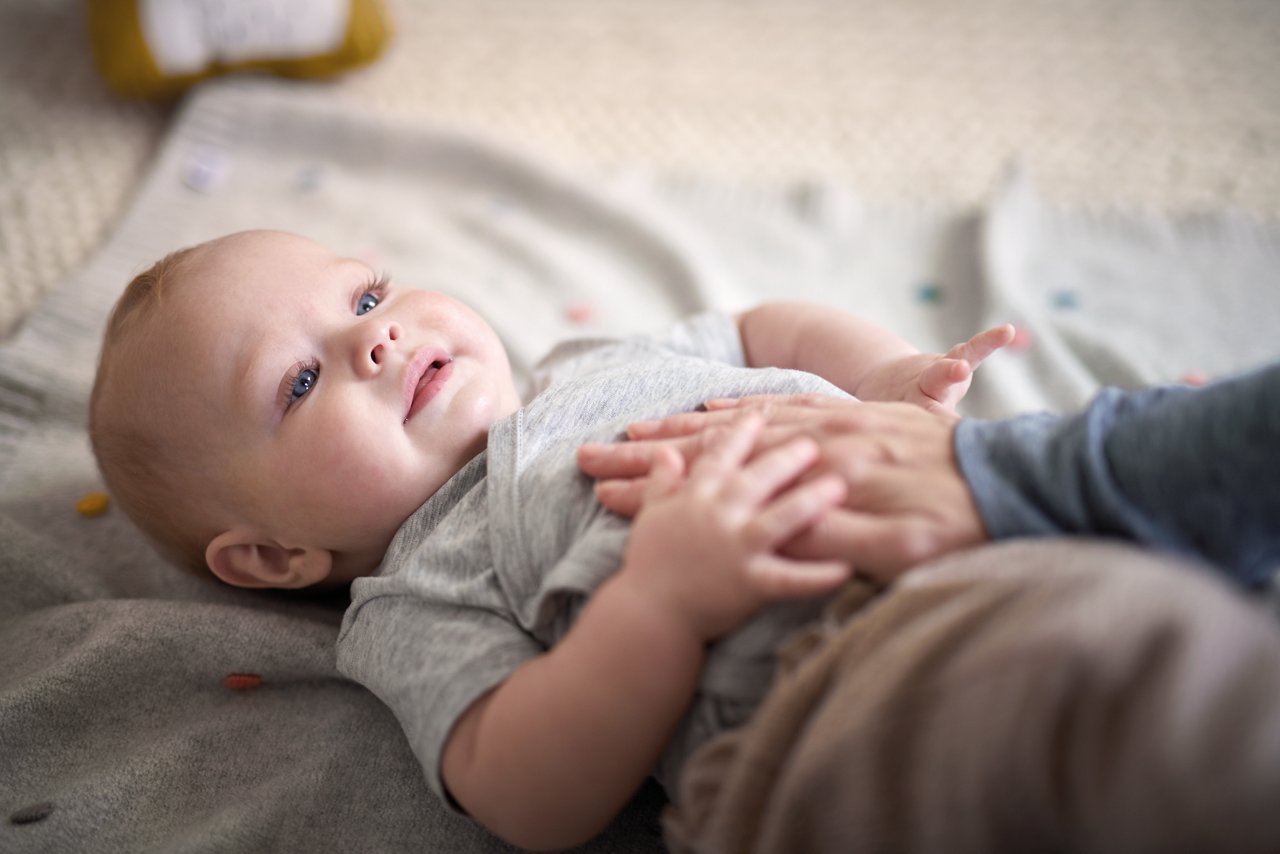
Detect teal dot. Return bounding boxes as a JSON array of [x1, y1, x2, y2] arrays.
[[1051, 290, 1080, 309], [295, 164, 324, 192], [916, 283, 943, 304]]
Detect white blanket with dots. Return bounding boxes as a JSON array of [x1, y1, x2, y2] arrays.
[[2, 77, 1278, 852]]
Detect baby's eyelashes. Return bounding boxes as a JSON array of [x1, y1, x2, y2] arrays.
[[281, 361, 320, 410], [357, 292, 381, 315]]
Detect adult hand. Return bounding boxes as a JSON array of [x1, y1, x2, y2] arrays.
[[620, 413, 851, 642], [578, 396, 990, 581]]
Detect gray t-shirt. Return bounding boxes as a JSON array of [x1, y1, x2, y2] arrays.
[[337, 312, 850, 805]]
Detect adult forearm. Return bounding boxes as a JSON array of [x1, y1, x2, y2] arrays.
[[444, 571, 704, 850], [956, 362, 1280, 587]]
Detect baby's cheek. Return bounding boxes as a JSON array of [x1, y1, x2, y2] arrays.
[[321, 431, 419, 507], [315, 436, 388, 490]]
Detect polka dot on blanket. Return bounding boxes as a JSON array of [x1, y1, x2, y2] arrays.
[[9, 801, 54, 826], [223, 673, 265, 691]]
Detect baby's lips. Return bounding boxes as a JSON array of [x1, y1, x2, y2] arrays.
[[402, 346, 452, 420]]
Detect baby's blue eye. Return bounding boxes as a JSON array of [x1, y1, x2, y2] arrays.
[[356, 292, 380, 315], [290, 368, 318, 402]]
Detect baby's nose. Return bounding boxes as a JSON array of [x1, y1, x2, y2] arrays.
[[364, 322, 401, 369]]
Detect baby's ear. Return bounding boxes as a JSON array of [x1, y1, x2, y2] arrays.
[[206, 529, 333, 589]]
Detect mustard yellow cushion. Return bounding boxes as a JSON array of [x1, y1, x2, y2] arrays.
[[87, 0, 392, 98]]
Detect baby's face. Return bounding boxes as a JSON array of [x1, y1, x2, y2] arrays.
[[157, 230, 521, 581]]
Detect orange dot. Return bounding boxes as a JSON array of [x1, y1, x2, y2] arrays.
[[566, 302, 595, 325], [223, 673, 263, 691], [1181, 370, 1209, 386], [75, 492, 110, 517]]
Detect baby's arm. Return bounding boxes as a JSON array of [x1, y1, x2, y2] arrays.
[[738, 302, 1013, 413], [442, 416, 848, 850]]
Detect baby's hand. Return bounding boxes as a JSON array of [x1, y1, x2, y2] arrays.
[[619, 414, 850, 643], [857, 324, 1015, 414]]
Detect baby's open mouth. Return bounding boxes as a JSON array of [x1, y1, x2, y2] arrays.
[[404, 353, 455, 423]]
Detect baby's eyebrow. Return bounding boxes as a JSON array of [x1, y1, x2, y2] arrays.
[[336, 255, 379, 278], [231, 334, 276, 430]]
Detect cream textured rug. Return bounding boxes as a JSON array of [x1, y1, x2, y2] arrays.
[[2, 75, 1278, 854], [1, 0, 1279, 338]]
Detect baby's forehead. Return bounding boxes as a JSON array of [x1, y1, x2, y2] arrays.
[[135, 230, 362, 352], [192, 232, 345, 295], [205, 229, 330, 263]]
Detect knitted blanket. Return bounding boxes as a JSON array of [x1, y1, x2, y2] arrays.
[[2, 77, 1278, 852]]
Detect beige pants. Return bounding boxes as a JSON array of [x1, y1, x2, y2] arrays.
[[666, 540, 1280, 854]]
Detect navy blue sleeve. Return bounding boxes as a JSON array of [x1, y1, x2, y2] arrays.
[[955, 362, 1280, 588]]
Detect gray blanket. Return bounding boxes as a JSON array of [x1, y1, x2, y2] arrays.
[[3, 78, 1279, 852]]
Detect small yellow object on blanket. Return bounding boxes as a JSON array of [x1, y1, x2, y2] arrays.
[[75, 491, 111, 517], [87, 0, 392, 98]]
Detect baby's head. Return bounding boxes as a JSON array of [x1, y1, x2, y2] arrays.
[[90, 230, 521, 589]]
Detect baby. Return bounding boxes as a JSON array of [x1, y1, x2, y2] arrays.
[[90, 229, 1012, 849]]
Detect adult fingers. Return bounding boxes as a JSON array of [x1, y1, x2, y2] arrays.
[[628, 399, 839, 439], [627, 396, 871, 442], [783, 513, 937, 580], [627, 407, 742, 439], [725, 436, 823, 508], [746, 555, 851, 601], [704, 393, 849, 412], [581, 417, 835, 483], [589, 398, 949, 484], [594, 478, 647, 516], [687, 414, 764, 483], [591, 429, 852, 515], [578, 435, 700, 478], [643, 446, 685, 502], [586, 423, 836, 497]]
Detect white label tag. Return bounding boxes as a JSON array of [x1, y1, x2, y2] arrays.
[[140, 0, 349, 75]]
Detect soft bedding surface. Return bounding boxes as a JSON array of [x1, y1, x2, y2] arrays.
[[2, 78, 1279, 852]]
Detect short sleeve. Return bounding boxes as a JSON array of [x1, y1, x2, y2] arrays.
[[523, 311, 745, 399], [337, 592, 543, 808]]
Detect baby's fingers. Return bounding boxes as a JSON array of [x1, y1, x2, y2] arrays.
[[727, 436, 822, 508], [594, 478, 647, 517], [947, 324, 1016, 366], [593, 430, 811, 515], [689, 414, 764, 482], [748, 473, 847, 549], [919, 358, 971, 401], [644, 447, 685, 502], [921, 361, 967, 414], [786, 513, 939, 581], [746, 555, 851, 601]]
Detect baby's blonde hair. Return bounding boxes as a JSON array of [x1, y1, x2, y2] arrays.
[[89, 243, 220, 573]]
